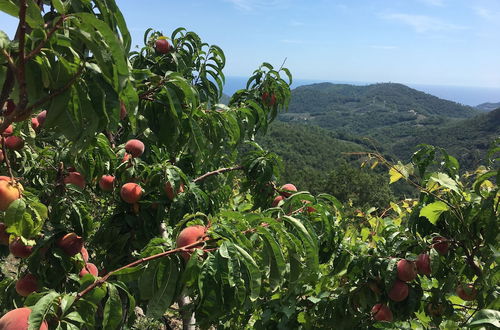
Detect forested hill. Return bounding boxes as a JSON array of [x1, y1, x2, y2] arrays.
[[476, 102, 500, 112], [281, 82, 479, 134], [386, 107, 500, 168]]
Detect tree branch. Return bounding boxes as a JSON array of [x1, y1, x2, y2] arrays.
[[25, 15, 66, 61], [193, 165, 244, 183], [75, 237, 217, 301], [1, 137, 16, 182]]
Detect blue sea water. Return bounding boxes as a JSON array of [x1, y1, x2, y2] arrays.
[[222, 76, 500, 107]]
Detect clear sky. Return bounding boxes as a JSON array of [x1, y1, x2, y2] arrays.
[[1, 0, 499, 88]]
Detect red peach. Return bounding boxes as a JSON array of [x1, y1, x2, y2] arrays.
[[5, 136, 24, 150], [99, 175, 115, 192], [79, 263, 98, 277], [388, 279, 409, 302], [416, 253, 432, 275], [371, 303, 393, 322], [456, 284, 477, 301], [64, 172, 86, 189], [125, 139, 145, 158], [0, 307, 48, 330], [397, 259, 417, 282], [57, 233, 84, 257], [9, 237, 33, 258], [15, 274, 38, 297], [280, 183, 297, 197], [164, 181, 185, 200], [176, 225, 207, 261], [120, 182, 142, 204], [155, 38, 171, 54]]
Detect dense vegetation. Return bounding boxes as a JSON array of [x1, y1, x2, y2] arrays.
[[475, 102, 500, 112], [0, 1, 498, 330]]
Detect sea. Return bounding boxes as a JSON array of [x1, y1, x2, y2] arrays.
[[222, 76, 500, 107]]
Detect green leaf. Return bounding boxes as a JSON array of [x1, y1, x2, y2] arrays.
[[4, 199, 27, 227], [467, 309, 500, 328], [28, 291, 60, 330], [102, 283, 123, 330], [146, 259, 180, 319], [428, 172, 459, 193], [0, 30, 10, 49], [232, 243, 262, 301], [419, 201, 449, 225], [389, 162, 413, 184]]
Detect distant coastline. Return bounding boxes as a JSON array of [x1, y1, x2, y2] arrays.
[[222, 76, 500, 107]]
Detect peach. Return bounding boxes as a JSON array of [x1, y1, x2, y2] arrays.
[[81, 246, 89, 262], [164, 181, 184, 200], [416, 253, 431, 275], [371, 303, 393, 322], [64, 172, 86, 189], [31, 117, 39, 130], [120, 183, 142, 204], [57, 233, 84, 257], [79, 263, 98, 277], [155, 38, 171, 54], [432, 236, 449, 255], [124, 139, 145, 158], [5, 136, 24, 150], [397, 259, 417, 282], [0, 179, 22, 211], [15, 274, 38, 297], [272, 195, 284, 207], [99, 175, 115, 192], [176, 225, 207, 261], [456, 284, 477, 301], [2, 124, 14, 136], [36, 110, 47, 126], [280, 183, 297, 197], [0, 307, 48, 330], [388, 279, 409, 302], [9, 237, 33, 258]]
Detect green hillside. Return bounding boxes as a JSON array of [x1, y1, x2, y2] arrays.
[[476, 102, 500, 112], [281, 82, 479, 134], [387, 107, 500, 167]]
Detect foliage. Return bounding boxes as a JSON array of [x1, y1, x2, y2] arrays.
[[0, 1, 498, 330]]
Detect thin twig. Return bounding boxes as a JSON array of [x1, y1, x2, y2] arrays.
[[193, 165, 244, 183], [25, 15, 66, 61]]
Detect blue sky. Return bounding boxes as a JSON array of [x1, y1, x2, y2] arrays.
[[1, 0, 499, 88]]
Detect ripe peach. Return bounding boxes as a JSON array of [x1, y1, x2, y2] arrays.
[[124, 139, 145, 158], [272, 195, 284, 207], [416, 253, 431, 275], [9, 237, 33, 258], [5, 136, 24, 150], [99, 175, 115, 192], [31, 117, 39, 130], [0, 222, 9, 245], [15, 274, 38, 297], [64, 172, 86, 189], [0, 307, 48, 330], [456, 284, 477, 301], [79, 263, 98, 277], [164, 181, 185, 200], [176, 225, 207, 261], [397, 259, 417, 282], [57, 233, 84, 257], [120, 182, 142, 204], [2, 124, 14, 136], [0, 179, 22, 211], [432, 236, 449, 255], [81, 246, 89, 262], [388, 279, 409, 302], [371, 303, 393, 322], [280, 183, 297, 197], [155, 38, 171, 54], [36, 110, 47, 126]]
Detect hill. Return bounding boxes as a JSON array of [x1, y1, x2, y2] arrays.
[[281, 82, 479, 135], [475, 102, 500, 112], [387, 108, 500, 168]]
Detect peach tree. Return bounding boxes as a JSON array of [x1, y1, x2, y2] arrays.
[[0, 1, 499, 329]]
